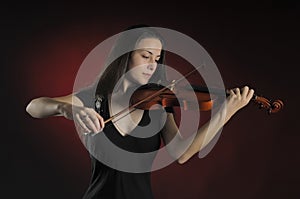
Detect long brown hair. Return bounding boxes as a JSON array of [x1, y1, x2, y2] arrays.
[[95, 25, 167, 97]]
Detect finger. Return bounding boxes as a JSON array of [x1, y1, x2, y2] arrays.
[[84, 108, 102, 132], [88, 112, 101, 133], [246, 88, 255, 100], [229, 89, 235, 97], [226, 89, 230, 95], [241, 86, 249, 99], [75, 113, 91, 133], [82, 108, 103, 133], [74, 122, 90, 136], [90, 116, 104, 136], [95, 112, 105, 130], [234, 88, 241, 96], [82, 115, 99, 134]]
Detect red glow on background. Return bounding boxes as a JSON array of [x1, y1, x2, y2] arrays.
[[17, 18, 296, 199], [19, 25, 112, 192], [22, 27, 98, 95]]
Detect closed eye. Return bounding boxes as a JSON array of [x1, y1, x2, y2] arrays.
[[142, 55, 160, 63], [141, 51, 160, 62]]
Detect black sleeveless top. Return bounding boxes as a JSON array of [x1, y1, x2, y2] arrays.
[[75, 86, 168, 199]]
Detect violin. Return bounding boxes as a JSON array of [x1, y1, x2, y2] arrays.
[[104, 67, 284, 124], [129, 83, 284, 112]]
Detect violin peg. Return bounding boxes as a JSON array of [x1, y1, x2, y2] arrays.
[[268, 108, 272, 115], [259, 103, 264, 109], [170, 80, 176, 91]]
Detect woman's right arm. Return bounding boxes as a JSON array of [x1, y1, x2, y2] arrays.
[[26, 94, 82, 119], [26, 94, 104, 133]]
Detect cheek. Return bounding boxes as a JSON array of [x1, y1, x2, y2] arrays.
[[129, 54, 147, 69], [128, 58, 138, 70], [132, 59, 143, 68], [127, 60, 143, 76]]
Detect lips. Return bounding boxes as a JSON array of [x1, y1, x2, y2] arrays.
[[142, 72, 152, 78]]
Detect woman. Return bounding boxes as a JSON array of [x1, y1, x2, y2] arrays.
[[26, 25, 254, 199]]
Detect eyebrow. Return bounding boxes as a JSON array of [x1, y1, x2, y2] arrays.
[[144, 50, 161, 57]]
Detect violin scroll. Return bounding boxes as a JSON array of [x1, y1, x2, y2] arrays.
[[252, 94, 284, 114]]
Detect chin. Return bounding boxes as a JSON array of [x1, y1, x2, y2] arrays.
[[138, 81, 149, 86], [135, 78, 150, 86]]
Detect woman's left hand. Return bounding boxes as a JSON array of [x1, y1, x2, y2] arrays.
[[225, 86, 254, 118]]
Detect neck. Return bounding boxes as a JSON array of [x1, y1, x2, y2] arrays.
[[118, 77, 138, 94], [120, 78, 130, 93]]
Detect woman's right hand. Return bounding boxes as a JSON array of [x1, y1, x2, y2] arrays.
[[59, 103, 105, 134]]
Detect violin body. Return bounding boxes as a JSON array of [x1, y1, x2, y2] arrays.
[[130, 83, 215, 111]]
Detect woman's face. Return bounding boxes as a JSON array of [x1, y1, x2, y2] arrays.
[[127, 38, 162, 85]]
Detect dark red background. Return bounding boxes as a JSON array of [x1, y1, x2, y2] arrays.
[[4, 1, 299, 199]]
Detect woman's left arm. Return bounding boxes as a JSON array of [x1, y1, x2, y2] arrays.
[[161, 86, 254, 164]]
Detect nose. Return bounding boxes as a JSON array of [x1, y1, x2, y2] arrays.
[[147, 59, 157, 71]]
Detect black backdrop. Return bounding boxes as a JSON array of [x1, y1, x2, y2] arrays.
[[3, 1, 299, 199]]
